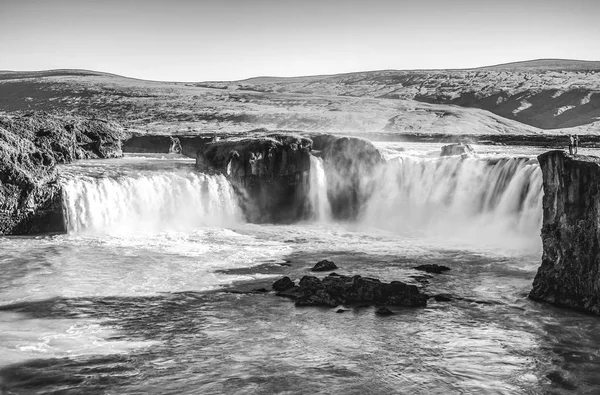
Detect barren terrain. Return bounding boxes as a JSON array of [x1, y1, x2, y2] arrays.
[[1, 59, 599, 140]]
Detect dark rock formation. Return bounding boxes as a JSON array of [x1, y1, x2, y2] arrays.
[[272, 276, 295, 292], [197, 133, 312, 222], [413, 264, 451, 274], [311, 259, 338, 272], [122, 134, 182, 154], [433, 294, 453, 302], [530, 150, 600, 314], [273, 274, 427, 308], [440, 143, 475, 157], [0, 113, 124, 235], [319, 136, 385, 220], [375, 307, 394, 316]]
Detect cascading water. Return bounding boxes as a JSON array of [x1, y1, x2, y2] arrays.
[[359, 155, 543, 251], [308, 155, 332, 221], [62, 170, 242, 234]]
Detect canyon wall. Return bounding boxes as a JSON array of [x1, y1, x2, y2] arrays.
[[530, 150, 600, 314]]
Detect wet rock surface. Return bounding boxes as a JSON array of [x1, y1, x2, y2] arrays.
[[197, 133, 312, 222], [273, 274, 428, 308], [311, 259, 338, 272], [0, 112, 124, 235], [530, 150, 600, 314], [413, 264, 451, 274]]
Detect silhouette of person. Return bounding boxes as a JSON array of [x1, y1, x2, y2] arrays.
[[569, 135, 574, 154], [574, 135, 580, 154]]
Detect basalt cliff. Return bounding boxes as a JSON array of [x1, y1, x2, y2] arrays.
[[0, 113, 123, 235], [530, 150, 600, 314]]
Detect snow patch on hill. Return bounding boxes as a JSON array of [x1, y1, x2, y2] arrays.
[[555, 106, 576, 116], [513, 101, 532, 115]]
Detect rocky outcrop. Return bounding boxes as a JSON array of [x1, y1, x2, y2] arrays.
[[273, 274, 428, 308], [529, 150, 600, 314], [0, 112, 124, 235], [122, 134, 182, 154], [311, 259, 338, 272], [440, 143, 475, 157], [197, 133, 312, 222], [319, 136, 385, 219]]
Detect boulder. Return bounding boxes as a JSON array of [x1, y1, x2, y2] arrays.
[[272, 276, 295, 292], [274, 274, 427, 308], [529, 150, 600, 314], [197, 133, 312, 222], [413, 264, 451, 274], [440, 143, 475, 157], [311, 259, 338, 272]]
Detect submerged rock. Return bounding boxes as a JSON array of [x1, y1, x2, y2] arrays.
[[0, 112, 124, 235], [440, 143, 475, 157], [375, 307, 394, 316], [413, 264, 451, 274], [530, 150, 600, 314], [274, 274, 427, 308], [197, 133, 312, 222], [311, 259, 338, 272]]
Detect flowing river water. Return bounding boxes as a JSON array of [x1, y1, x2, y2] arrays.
[[1, 143, 599, 394]]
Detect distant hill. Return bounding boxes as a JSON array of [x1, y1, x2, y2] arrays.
[[0, 59, 599, 135]]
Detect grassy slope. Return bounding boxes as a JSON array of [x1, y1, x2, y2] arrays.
[[0, 60, 599, 137]]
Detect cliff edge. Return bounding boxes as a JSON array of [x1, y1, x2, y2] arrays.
[[0, 112, 124, 235], [530, 150, 600, 314]]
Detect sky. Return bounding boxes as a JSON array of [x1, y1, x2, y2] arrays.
[[1, 0, 599, 81]]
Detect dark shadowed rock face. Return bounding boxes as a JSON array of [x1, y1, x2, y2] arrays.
[[529, 150, 600, 314], [197, 133, 312, 222], [273, 274, 427, 308], [320, 136, 385, 220], [0, 113, 124, 235]]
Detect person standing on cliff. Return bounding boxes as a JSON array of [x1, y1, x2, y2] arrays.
[[575, 134, 580, 154], [569, 135, 574, 154]]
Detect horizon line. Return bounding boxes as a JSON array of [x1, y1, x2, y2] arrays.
[[1, 58, 599, 84]]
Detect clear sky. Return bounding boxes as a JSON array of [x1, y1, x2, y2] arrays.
[[1, 0, 599, 81]]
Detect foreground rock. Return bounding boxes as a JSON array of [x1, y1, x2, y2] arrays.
[[311, 259, 338, 272], [413, 264, 451, 274], [0, 112, 124, 235], [273, 274, 427, 308], [530, 150, 600, 314], [197, 133, 312, 222]]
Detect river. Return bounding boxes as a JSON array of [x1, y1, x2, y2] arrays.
[[1, 144, 599, 394]]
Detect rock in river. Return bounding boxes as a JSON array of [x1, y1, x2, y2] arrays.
[[311, 259, 338, 272], [273, 274, 427, 308]]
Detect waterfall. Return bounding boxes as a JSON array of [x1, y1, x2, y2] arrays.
[[308, 155, 332, 221], [359, 156, 543, 251], [61, 171, 242, 234]]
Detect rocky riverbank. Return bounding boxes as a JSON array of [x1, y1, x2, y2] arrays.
[[0, 112, 124, 235]]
